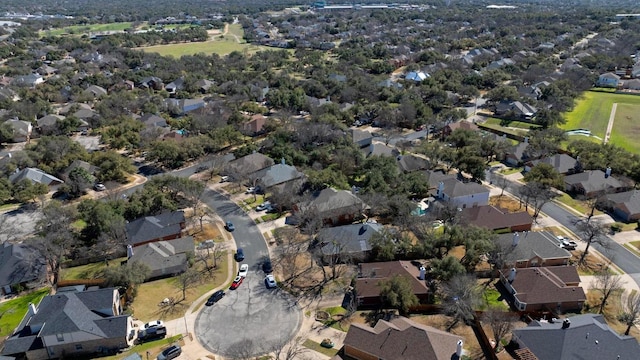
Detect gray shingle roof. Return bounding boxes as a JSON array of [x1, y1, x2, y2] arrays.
[[494, 231, 571, 264], [128, 236, 194, 279], [529, 154, 578, 174], [126, 211, 185, 246], [2, 288, 129, 356], [253, 163, 304, 188], [8, 168, 64, 186], [226, 153, 274, 175], [0, 243, 46, 289], [317, 223, 383, 256], [397, 154, 430, 173], [605, 189, 640, 217], [513, 314, 640, 360], [441, 178, 489, 198], [564, 170, 623, 194]]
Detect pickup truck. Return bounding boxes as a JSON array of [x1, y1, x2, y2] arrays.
[[557, 236, 577, 250]]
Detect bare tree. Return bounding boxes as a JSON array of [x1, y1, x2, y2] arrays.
[[227, 339, 258, 360], [440, 274, 483, 331], [273, 227, 307, 284], [575, 218, 609, 264], [618, 291, 640, 335], [491, 172, 510, 197], [592, 268, 625, 314], [269, 335, 310, 360], [482, 307, 516, 351], [177, 267, 202, 301], [196, 241, 226, 274]]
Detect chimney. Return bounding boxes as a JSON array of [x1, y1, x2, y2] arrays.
[[126, 244, 134, 259], [456, 340, 463, 357], [605, 167, 612, 178], [508, 268, 516, 282], [419, 266, 426, 280], [437, 181, 445, 198], [562, 318, 571, 329], [281, 157, 286, 165], [524, 137, 529, 143], [512, 232, 520, 247], [27, 303, 37, 317]]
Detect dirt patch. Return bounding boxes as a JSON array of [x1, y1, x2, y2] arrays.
[[490, 196, 534, 215], [191, 223, 223, 244]]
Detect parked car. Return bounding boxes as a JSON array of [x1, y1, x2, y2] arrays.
[[225, 221, 235, 232], [157, 344, 182, 360], [262, 259, 273, 274], [198, 239, 215, 250], [220, 175, 229, 183], [256, 201, 271, 211], [195, 165, 209, 173], [265, 274, 277, 289], [557, 236, 577, 250], [94, 183, 106, 191], [230, 276, 244, 290], [144, 320, 164, 329], [246, 186, 257, 194], [235, 248, 245, 262], [238, 264, 249, 278], [138, 326, 166, 342], [206, 290, 225, 306]]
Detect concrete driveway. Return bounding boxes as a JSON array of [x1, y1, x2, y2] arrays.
[[195, 189, 301, 358]]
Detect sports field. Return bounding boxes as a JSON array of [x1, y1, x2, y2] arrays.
[[562, 91, 640, 154], [41, 22, 134, 36]]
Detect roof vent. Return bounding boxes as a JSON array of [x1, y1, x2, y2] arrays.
[[562, 318, 571, 329]]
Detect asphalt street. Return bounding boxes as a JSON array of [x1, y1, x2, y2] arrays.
[[126, 162, 301, 358], [503, 178, 640, 287]]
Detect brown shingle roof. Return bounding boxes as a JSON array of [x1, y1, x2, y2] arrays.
[[343, 317, 462, 360], [501, 266, 585, 305], [461, 205, 532, 230], [356, 261, 428, 299]]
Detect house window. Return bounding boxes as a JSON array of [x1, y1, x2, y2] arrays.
[[56, 334, 64, 342], [75, 344, 83, 350]]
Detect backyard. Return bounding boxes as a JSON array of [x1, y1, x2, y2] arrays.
[[0, 288, 50, 337], [562, 91, 640, 154]]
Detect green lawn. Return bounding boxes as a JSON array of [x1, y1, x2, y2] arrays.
[[479, 288, 508, 310], [562, 91, 640, 154], [41, 22, 134, 36], [302, 339, 339, 357], [477, 123, 528, 137], [483, 117, 542, 130], [100, 335, 183, 360], [554, 193, 602, 216], [139, 41, 277, 57], [0, 288, 50, 336], [60, 257, 127, 280]]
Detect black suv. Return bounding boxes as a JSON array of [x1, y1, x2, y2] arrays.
[[157, 345, 181, 360], [235, 248, 245, 262], [138, 326, 166, 342], [206, 290, 225, 306], [262, 259, 273, 273]]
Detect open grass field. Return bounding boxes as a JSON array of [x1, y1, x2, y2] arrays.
[[140, 41, 273, 57], [0, 288, 50, 336], [562, 91, 640, 154], [41, 22, 134, 36], [484, 117, 542, 130]]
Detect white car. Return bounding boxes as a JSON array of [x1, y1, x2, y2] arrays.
[[256, 201, 271, 211], [144, 320, 164, 329], [94, 183, 106, 191], [246, 186, 257, 194], [238, 264, 249, 278], [265, 274, 277, 289]]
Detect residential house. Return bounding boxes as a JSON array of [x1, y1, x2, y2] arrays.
[[596, 72, 621, 88], [404, 71, 429, 82], [377, 79, 403, 89], [342, 316, 463, 360], [356, 261, 429, 308], [9, 168, 64, 187], [622, 78, 640, 90], [194, 79, 214, 93], [487, 58, 515, 70], [12, 74, 44, 87], [242, 114, 267, 136], [564, 169, 627, 198], [314, 222, 383, 264], [252, 161, 305, 192], [0, 87, 19, 102], [493, 231, 571, 269], [82, 85, 107, 99], [225, 152, 275, 178], [499, 266, 586, 312], [127, 236, 194, 280], [0, 242, 46, 295], [295, 188, 369, 226], [1, 288, 135, 360], [62, 160, 100, 182], [36, 65, 58, 77], [505, 140, 531, 166], [518, 81, 550, 100], [460, 205, 533, 232], [165, 98, 206, 115], [495, 100, 537, 120], [3, 119, 33, 142], [349, 128, 373, 148], [442, 121, 479, 137], [434, 178, 490, 209], [36, 115, 66, 135], [396, 154, 431, 173], [138, 76, 164, 90], [125, 210, 186, 247], [165, 77, 185, 95], [603, 189, 640, 222], [72, 109, 99, 124], [524, 153, 579, 174], [364, 141, 399, 158], [306, 96, 331, 108], [139, 114, 168, 129], [58, 103, 92, 116], [512, 314, 640, 360]]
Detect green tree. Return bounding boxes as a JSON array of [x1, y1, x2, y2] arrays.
[[523, 163, 564, 189], [103, 261, 150, 289], [379, 275, 419, 316], [430, 255, 466, 281], [0, 122, 13, 146], [77, 199, 126, 244], [0, 178, 12, 204], [441, 275, 483, 331], [92, 150, 135, 183], [12, 180, 48, 203], [66, 166, 95, 198]]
